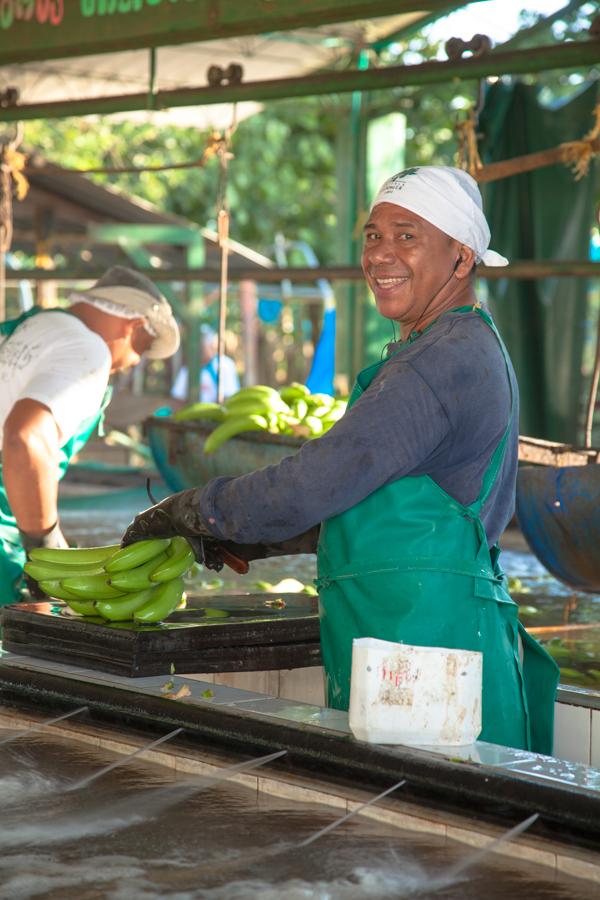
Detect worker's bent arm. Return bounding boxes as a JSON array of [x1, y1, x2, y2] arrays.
[[3, 399, 61, 536]]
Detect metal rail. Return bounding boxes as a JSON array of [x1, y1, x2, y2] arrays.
[[6, 260, 600, 284], [1, 39, 599, 122]]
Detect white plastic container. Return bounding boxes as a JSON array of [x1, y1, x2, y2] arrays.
[[348, 637, 482, 746]]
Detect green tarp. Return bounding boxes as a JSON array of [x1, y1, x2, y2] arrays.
[[479, 81, 598, 442]]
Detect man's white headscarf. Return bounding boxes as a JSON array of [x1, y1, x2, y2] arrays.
[[370, 166, 508, 267]]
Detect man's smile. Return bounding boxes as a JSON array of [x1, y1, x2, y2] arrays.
[[371, 275, 409, 290]]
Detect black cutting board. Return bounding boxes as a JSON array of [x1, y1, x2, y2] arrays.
[[1, 593, 321, 677]]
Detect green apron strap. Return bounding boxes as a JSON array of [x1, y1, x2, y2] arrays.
[[0, 306, 47, 337], [467, 306, 516, 517]]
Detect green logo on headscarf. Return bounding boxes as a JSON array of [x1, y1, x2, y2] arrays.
[[397, 167, 420, 178]]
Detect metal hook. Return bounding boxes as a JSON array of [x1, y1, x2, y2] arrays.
[[145, 477, 160, 506]]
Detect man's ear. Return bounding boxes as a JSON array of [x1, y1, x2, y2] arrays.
[[454, 244, 476, 279]]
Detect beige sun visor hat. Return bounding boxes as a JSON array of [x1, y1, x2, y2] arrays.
[[70, 266, 180, 359]]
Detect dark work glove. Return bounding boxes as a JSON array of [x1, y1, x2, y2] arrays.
[[122, 491, 320, 574], [218, 525, 321, 563], [121, 488, 235, 572], [19, 522, 69, 600], [122, 488, 209, 544]]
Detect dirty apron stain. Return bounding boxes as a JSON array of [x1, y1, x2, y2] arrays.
[[0, 308, 111, 605], [316, 306, 559, 754]]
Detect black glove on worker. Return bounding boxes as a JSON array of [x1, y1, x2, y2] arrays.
[[19, 522, 69, 600], [122, 489, 320, 573], [217, 524, 321, 563], [122, 488, 228, 569]]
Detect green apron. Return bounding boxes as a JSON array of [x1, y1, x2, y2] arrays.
[[316, 306, 559, 754], [0, 308, 112, 605]]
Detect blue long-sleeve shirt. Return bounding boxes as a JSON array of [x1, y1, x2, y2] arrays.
[[201, 309, 519, 548]]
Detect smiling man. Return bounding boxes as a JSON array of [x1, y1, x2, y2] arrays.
[[0, 266, 179, 605], [122, 166, 559, 754]]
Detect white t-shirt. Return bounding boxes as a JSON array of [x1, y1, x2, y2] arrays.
[[0, 311, 111, 446], [171, 355, 240, 403]]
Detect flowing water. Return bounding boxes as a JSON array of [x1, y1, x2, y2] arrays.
[[0, 731, 595, 900], [0, 486, 595, 897], [57, 486, 600, 687]]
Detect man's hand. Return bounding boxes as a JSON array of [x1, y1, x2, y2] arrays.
[[122, 488, 230, 570], [122, 491, 320, 573], [218, 525, 321, 563], [122, 488, 212, 545], [19, 522, 69, 599]]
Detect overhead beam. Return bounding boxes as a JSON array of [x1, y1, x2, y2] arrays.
[[7, 261, 600, 284], [2, 38, 598, 122], [371, 0, 463, 51], [0, 1, 479, 66]]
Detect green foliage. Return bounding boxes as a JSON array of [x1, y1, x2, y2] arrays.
[[23, 97, 339, 261]]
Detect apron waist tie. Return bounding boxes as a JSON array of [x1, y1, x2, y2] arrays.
[[316, 555, 510, 601]]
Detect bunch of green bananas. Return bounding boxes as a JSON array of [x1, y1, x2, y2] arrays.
[[172, 383, 347, 454], [24, 537, 195, 624]]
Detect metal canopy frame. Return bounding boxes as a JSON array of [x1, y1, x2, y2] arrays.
[[8, 261, 600, 284], [0, 1, 473, 66], [2, 38, 599, 122]]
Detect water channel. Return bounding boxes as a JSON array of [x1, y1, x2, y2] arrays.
[[0, 730, 596, 900]]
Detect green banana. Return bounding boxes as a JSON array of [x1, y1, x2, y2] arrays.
[[319, 408, 346, 427], [310, 404, 336, 419], [108, 550, 169, 591], [204, 414, 268, 454], [24, 560, 106, 582], [276, 412, 299, 432], [150, 537, 195, 583], [227, 385, 280, 401], [133, 577, 185, 624], [291, 398, 309, 420], [279, 383, 310, 403], [96, 586, 159, 622], [307, 393, 334, 408], [61, 573, 127, 600], [64, 598, 98, 617], [223, 396, 289, 416], [105, 538, 171, 573], [172, 402, 225, 423], [304, 415, 324, 435], [39, 579, 83, 602], [28, 544, 120, 565]]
